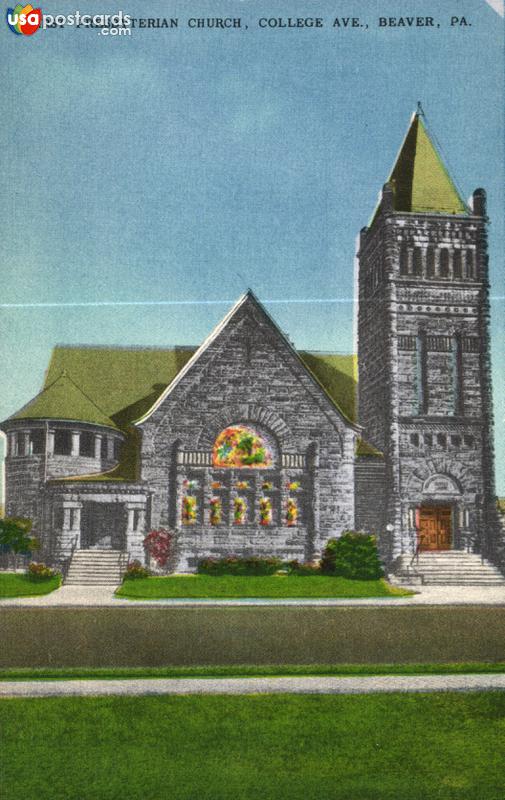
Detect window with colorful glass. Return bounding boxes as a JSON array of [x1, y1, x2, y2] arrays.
[[213, 425, 273, 468]]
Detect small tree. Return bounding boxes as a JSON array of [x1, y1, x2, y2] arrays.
[[143, 529, 173, 570], [0, 518, 38, 570], [321, 531, 384, 580]]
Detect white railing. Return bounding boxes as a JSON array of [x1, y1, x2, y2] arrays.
[[177, 451, 306, 468], [177, 451, 213, 466]]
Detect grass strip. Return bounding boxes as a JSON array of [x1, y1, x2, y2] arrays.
[[0, 574, 61, 598], [116, 574, 413, 599], [1, 662, 505, 681]]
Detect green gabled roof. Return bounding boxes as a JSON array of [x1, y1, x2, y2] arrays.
[[298, 352, 357, 423], [388, 113, 469, 215], [7, 342, 374, 484], [39, 346, 358, 428], [11, 372, 118, 430]]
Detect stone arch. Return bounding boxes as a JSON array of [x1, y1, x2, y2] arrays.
[[405, 461, 465, 498], [422, 473, 462, 497], [197, 404, 292, 450]]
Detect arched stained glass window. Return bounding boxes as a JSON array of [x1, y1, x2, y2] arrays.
[[212, 425, 273, 468]]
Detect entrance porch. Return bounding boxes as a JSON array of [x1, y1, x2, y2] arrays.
[[45, 483, 150, 567]]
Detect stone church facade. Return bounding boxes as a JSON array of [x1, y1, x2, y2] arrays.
[[1, 113, 501, 575]]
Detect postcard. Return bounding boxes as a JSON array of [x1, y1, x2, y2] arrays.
[[0, 2, 504, 798]]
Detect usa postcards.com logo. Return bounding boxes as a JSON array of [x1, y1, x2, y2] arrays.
[[7, 4, 42, 35]]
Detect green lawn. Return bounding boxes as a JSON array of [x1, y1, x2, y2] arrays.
[[0, 573, 61, 598], [116, 574, 412, 598], [1, 662, 505, 681], [1, 694, 504, 800]]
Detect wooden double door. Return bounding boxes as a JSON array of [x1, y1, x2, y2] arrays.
[[418, 505, 452, 551]]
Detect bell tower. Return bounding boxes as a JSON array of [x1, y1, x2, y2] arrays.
[[357, 111, 497, 562]]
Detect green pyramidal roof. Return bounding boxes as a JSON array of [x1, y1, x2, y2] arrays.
[[11, 372, 119, 430], [388, 114, 469, 215], [45, 346, 197, 427]]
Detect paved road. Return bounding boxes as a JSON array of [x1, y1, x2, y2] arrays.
[[2, 584, 505, 606], [1, 674, 505, 697]]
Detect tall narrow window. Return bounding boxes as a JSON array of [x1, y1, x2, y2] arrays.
[[209, 497, 222, 526], [101, 436, 108, 460], [453, 250, 462, 279], [54, 430, 72, 455], [286, 498, 298, 527], [466, 249, 476, 279], [29, 430, 45, 455], [259, 497, 273, 526], [400, 244, 409, 275], [79, 432, 94, 457], [17, 434, 28, 456], [426, 246, 435, 277], [182, 495, 198, 525], [416, 332, 428, 415], [412, 247, 423, 276], [439, 249, 450, 278], [233, 497, 247, 525], [452, 334, 464, 415]]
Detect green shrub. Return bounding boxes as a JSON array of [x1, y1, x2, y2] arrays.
[[198, 556, 283, 576], [124, 560, 151, 580], [27, 562, 59, 581], [284, 560, 321, 576], [321, 531, 384, 580]]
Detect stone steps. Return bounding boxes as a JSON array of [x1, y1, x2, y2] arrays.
[[393, 551, 505, 586], [65, 550, 127, 586]]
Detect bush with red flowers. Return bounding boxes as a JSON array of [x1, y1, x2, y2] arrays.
[[143, 529, 173, 568]]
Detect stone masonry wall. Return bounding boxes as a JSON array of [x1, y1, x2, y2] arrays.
[[354, 456, 387, 557], [2, 423, 126, 559], [138, 295, 357, 570]]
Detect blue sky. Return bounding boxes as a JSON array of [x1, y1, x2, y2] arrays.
[[0, 0, 503, 490]]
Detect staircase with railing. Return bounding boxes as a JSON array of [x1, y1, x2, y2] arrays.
[[392, 550, 505, 586], [64, 549, 128, 586]]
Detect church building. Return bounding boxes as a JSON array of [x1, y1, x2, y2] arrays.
[[1, 113, 501, 581]]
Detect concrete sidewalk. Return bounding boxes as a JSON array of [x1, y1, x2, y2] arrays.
[[1, 673, 505, 697], [1, 583, 505, 606]]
